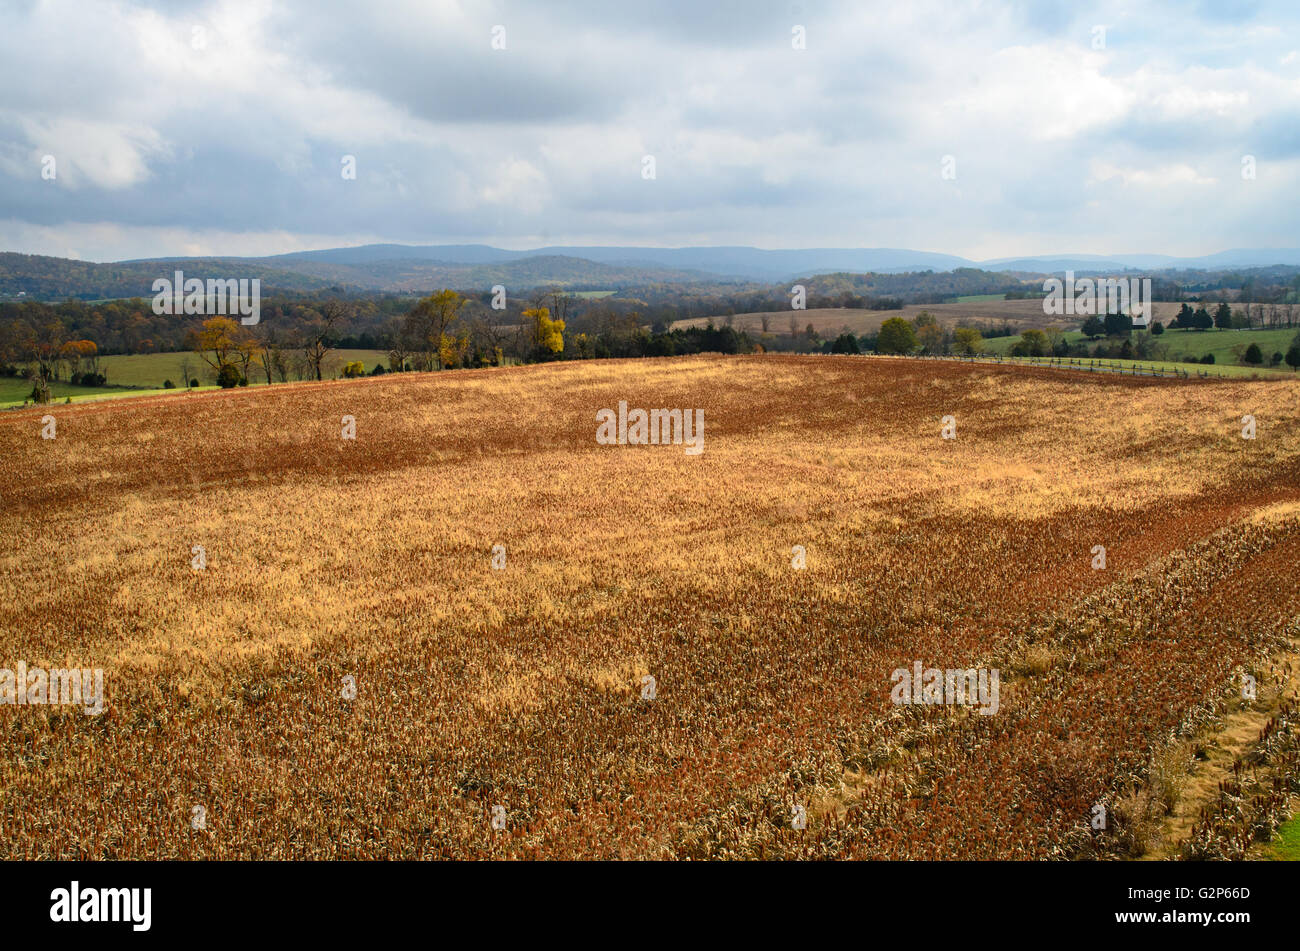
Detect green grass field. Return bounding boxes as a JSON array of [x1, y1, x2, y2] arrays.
[[1, 349, 390, 409], [0, 377, 164, 407], [980, 326, 1300, 369], [96, 349, 389, 388], [1265, 816, 1300, 860], [951, 293, 1008, 303]]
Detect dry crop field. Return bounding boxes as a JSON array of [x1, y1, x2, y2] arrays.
[[2, 353, 1299, 859]]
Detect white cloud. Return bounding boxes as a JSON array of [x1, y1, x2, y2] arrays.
[[12, 118, 169, 190], [0, 0, 1298, 258], [1088, 161, 1217, 187]]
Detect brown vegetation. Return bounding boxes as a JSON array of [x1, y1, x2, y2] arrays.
[[1, 354, 1298, 858]]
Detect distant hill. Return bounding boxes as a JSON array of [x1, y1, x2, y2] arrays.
[[267, 244, 971, 280], [6, 243, 1300, 301], [268, 244, 1300, 279], [248, 254, 724, 291], [0, 253, 338, 300], [980, 249, 1300, 272], [0, 251, 724, 300]]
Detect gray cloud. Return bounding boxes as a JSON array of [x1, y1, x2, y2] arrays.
[[0, 0, 1297, 261]]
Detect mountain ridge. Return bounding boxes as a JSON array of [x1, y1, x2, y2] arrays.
[[5, 244, 1300, 301]]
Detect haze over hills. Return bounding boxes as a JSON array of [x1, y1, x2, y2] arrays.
[[133, 244, 1300, 279], [257, 245, 975, 280], [0, 251, 725, 300], [5, 244, 1300, 300]]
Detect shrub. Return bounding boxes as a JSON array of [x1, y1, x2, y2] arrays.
[[216, 364, 242, 388], [1201, 353, 1215, 365], [829, 333, 860, 354], [189, 378, 200, 388], [163, 379, 175, 389], [1243, 343, 1263, 365], [342, 361, 367, 378]]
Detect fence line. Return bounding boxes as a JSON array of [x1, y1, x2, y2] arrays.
[[852, 352, 1252, 381]]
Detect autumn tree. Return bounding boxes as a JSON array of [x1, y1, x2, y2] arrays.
[[58, 339, 98, 379], [403, 290, 465, 370], [524, 306, 565, 359], [233, 334, 263, 384], [438, 329, 471, 369], [187, 317, 250, 378]]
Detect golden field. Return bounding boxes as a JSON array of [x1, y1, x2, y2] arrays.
[[2, 353, 1299, 859]]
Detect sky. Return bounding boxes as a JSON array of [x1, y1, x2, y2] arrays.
[[1, 0, 1298, 262]]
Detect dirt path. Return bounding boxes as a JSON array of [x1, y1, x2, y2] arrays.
[[1145, 637, 1300, 859]]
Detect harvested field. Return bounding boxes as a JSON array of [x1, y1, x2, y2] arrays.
[[2, 353, 1299, 858]]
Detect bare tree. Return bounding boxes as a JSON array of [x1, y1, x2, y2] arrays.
[[254, 324, 287, 384], [468, 316, 511, 366], [382, 316, 410, 372], [301, 301, 346, 381], [545, 287, 573, 328]]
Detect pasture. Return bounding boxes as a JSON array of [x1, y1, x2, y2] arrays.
[[1, 350, 391, 409]]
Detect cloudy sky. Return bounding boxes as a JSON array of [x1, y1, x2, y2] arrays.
[[1, 0, 1298, 262]]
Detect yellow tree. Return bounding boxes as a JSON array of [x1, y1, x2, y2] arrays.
[[524, 306, 564, 359], [187, 316, 248, 375], [438, 330, 471, 370], [405, 290, 465, 369]]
